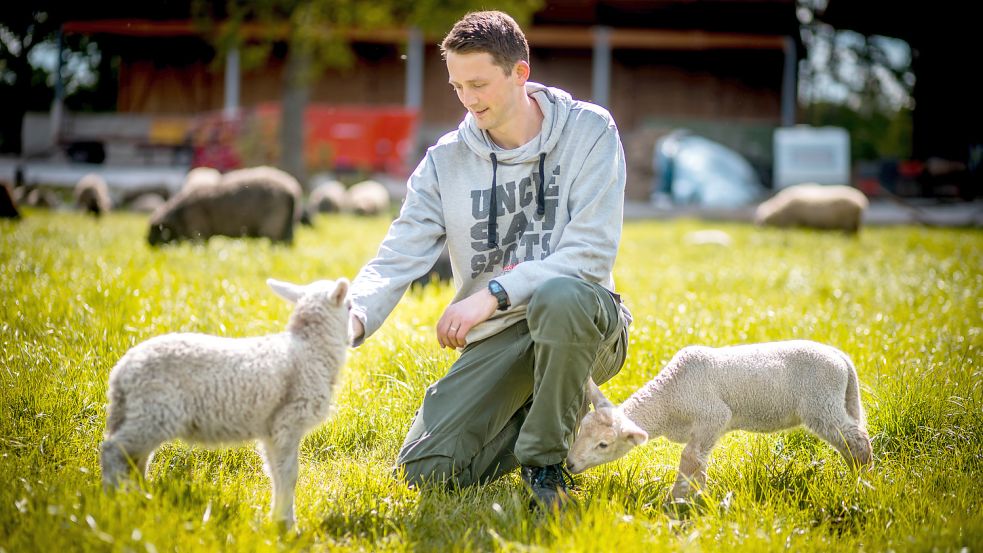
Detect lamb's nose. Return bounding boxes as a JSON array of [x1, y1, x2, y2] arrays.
[[565, 460, 576, 472]]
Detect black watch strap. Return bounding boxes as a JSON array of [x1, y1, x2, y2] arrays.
[[488, 280, 510, 311]]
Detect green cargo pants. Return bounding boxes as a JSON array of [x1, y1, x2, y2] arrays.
[[396, 277, 629, 488]]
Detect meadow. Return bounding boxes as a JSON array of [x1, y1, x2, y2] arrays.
[[1, 209, 981, 552]]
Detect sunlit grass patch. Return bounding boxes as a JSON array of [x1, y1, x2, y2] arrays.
[[1, 211, 981, 551]]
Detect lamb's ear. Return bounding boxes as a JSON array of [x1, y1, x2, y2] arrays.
[[586, 377, 614, 409], [621, 418, 648, 446], [267, 278, 303, 303], [331, 278, 350, 305]]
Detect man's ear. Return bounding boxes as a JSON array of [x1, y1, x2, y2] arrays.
[[513, 60, 530, 84]]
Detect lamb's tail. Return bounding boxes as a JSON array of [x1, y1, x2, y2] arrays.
[[837, 350, 866, 427]]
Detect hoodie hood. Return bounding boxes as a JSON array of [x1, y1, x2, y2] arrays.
[[458, 82, 573, 247], [458, 82, 573, 164]]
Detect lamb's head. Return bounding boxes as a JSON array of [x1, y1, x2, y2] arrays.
[[566, 379, 648, 474], [267, 278, 351, 338]]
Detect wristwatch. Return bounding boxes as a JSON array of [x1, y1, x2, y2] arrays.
[[488, 280, 510, 311]]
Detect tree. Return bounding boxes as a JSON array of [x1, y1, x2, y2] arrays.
[[0, 7, 62, 154], [795, 0, 914, 160], [195, 0, 543, 186], [796, 0, 914, 114]]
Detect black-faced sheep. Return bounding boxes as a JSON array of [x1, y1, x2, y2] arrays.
[[1, 181, 20, 219], [127, 193, 167, 214], [74, 173, 112, 217], [148, 166, 301, 246], [307, 179, 348, 214]]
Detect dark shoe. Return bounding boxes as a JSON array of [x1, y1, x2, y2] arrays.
[[521, 463, 575, 510]]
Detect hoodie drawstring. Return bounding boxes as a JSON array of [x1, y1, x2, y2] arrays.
[[487, 152, 547, 249], [488, 153, 499, 248]]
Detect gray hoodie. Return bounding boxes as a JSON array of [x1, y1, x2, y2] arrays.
[[351, 82, 629, 346]]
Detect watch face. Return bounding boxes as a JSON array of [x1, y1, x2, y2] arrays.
[[489, 280, 508, 310]]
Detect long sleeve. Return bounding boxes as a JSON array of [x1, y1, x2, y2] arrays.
[[349, 153, 447, 346]]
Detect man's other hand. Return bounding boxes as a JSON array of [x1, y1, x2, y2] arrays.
[[436, 289, 498, 349]]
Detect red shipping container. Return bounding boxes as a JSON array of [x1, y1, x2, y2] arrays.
[[192, 104, 418, 176]]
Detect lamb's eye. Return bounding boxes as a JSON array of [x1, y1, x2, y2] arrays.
[[598, 442, 608, 449]]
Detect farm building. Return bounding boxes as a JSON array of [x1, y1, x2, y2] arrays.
[[27, 1, 802, 199]]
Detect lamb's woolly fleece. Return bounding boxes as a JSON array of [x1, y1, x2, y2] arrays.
[[567, 340, 872, 499], [101, 278, 350, 528]]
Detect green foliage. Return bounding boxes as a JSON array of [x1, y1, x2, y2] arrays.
[[399, 0, 545, 36], [801, 101, 913, 161], [1, 211, 981, 551]]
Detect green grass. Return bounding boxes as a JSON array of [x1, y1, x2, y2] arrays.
[[1, 209, 981, 552]]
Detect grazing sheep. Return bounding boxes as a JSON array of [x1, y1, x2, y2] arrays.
[[566, 340, 872, 500], [126, 193, 167, 214], [74, 173, 112, 217], [347, 180, 390, 216], [148, 166, 300, 246], [755, 183, 869, 233], [181, 166, 222, 193], [1, 181, 20, 219], [101, 277, 351, 528], [308, 179, 348, 214], [24, 187, 61, 209], [222, 165, 304, 223]]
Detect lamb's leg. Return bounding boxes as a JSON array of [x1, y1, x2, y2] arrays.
[[803, 408, 872, 468], [101, 423, 166, 489], [136, 451, 156, 479], [671, 432, 722, 500], [100, 438, 132, 489], [261, 434, 301, 529]]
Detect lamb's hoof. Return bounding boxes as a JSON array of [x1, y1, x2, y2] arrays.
[[662, 492, 707, 519], [275, 517, 297, 535]]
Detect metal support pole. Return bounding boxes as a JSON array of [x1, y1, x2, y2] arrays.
[[592, 26, 612, 107], [50, 29, 65, 148], [781, 36, 797, 127], [224, 46, 240, 119], [405, 27, 424, 111]]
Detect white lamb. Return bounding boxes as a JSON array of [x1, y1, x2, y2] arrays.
[[566, 340, 872, 500], [100, 278, 351, 528]]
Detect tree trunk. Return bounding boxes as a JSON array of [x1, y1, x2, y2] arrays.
[[280, 46, 310, 190]]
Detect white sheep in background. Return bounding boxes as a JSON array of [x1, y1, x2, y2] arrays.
[[754, 183, 869, 233], [307, 178, 349, 214], [566, 340, 872, 500], [74, 173, 112, 217], [347, 179, 391, 216], [101, 278, 351, 528]]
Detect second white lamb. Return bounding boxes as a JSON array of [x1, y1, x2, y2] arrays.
[[566, 340, 872, 500]]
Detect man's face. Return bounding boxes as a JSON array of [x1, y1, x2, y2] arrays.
[[446, 51, 525, 133]]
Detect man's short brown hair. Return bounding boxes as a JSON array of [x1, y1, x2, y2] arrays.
[[440, 11, 530, 75]]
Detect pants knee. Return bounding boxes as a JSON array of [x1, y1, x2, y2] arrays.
[[528, 277, 595, 323], [397, 456, 461, 489]]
